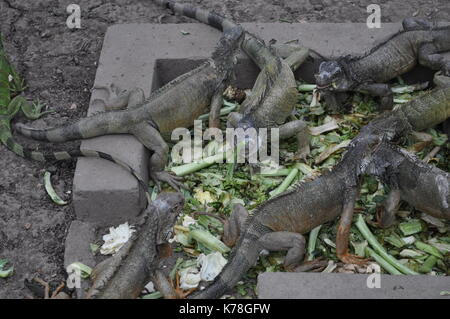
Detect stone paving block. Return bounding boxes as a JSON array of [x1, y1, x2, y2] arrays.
[[257, 272, 450, 299], [64, 220, 97, 299], [74, 22, 448, 226], [64, 220, 97, 269]]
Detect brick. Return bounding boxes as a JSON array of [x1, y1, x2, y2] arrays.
[[257, 272, 450, 299]]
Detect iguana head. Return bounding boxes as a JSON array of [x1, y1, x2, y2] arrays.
[[212, 26, 244, 68], [153, 192, 185, 245], [315, 61, 352, 91]]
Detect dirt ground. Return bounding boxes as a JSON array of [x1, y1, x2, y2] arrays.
[[0, 0, 449, 299]]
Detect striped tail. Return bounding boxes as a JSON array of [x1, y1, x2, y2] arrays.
[[190, 221, 269, 299], [14, 110, 130, 142], [1, 123, 150, 204], [154, 0, 238, 32]]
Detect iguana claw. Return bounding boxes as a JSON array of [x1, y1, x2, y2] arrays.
[[338, 254, 369, 266], [150, 171, 187, 192]]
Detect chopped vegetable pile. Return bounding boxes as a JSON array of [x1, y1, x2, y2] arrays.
[[158, 79, 450, 298]]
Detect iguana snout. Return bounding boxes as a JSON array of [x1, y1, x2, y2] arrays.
[[315, 61, 351, 91]]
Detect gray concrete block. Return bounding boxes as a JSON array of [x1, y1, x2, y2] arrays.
[[257, 272, 450, 299], [64, 220, 98, 299], [64, 220, 97, 269], [74, 22, 447, 225]]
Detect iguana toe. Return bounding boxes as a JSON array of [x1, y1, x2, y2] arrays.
[[150, 171, 187, 192], [338, 253, 369, 266]]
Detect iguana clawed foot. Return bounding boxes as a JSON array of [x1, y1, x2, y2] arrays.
[[150, 171, 187, 192], [337, 253, 369, 266], [28, 277, 70, 299]]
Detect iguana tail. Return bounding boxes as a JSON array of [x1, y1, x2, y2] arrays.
[[1, 121, 149, 201], [154, 0, 238, 32], [190, 218, 271, 299], [13, 110, 132, 142]]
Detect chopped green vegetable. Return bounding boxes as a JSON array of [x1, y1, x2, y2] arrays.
[[414, 241, 444, 259], [365, 247, 402, 275], [356, 215, 418, 275], [419, 255, 438, 273], [189, 229, 230, 254], [307, 225, 322, 261], [141, 291, 163, 299], [398, 219, 423, 236], [0, 259, 14, 278], [68, 262, 92, 279], [269, 168, 298, 197], [43, 171, 68, 205]]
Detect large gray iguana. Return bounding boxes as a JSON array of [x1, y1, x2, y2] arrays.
[[315, 18, 450, 111], [12, 23, 245, 191], [190, 74, 450, 299], [86, 192, 184, 299], [155, 0, 316, 158]]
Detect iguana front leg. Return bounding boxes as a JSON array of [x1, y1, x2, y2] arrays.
[[418, 43, 450, 76], [356, 83, 394, 111], [336, 187, 368, 265], [278, 119, 310, 159], [209, 85, 226, 129], [222, 203, 248, 247], [258, 231, 306, 271], [130, 121, 186, 191], [376, 188, 400, 228], [226, 112, 243, 128]]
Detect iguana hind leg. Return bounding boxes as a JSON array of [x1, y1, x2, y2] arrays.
[[356, 83, 394, 111], [418, 43, 450, 76], [376, 188, 400, 228], [209, 85, 225, 129], [279, 119, 310, 159], [222, 203, 248, 247], [336, 187, 368, 265], [130, 121, 186, 191], [258, 231, 306, 270], [94, 84, 145, 111], [402, 17, 433, 31]]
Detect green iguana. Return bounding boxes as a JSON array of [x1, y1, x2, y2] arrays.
[[86, 192, 184, 299], [155, 0, 315, 158], [12, 23, 245, 191], [0, 34, 150, 201], [315, 18, 450, 111], [190, 73, 450, 299]]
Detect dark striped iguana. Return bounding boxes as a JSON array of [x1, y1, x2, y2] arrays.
[[315, 18, 450, 111], [12, 22, 245, 191], [190, 73, 450, 299], [155, 0, 318, 158]]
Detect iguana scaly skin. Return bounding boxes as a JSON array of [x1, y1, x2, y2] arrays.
[[0, 34, 150, 200], [156, 0, 312, 157], [315, 18, 450, 111], [86, 192, 184, 299], [13, 24, 244, 190], [191, 75, 450, 299]]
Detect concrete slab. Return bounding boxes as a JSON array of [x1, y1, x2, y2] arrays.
[[257, 272, 450, 299], [64, 220, 97, 269], [74, 22, 449, 225]]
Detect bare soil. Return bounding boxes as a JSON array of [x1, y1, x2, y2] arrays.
[[0, 0, 449, 299]]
